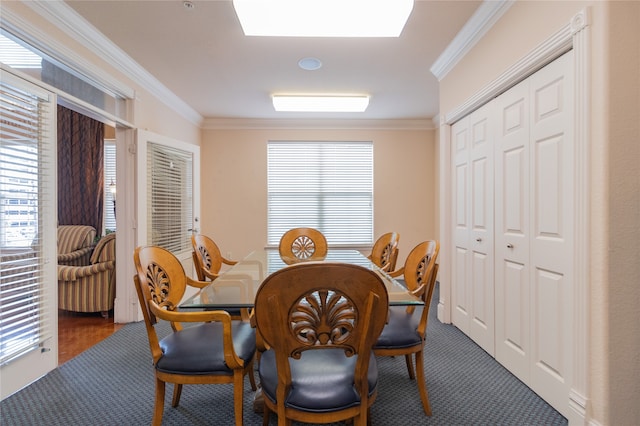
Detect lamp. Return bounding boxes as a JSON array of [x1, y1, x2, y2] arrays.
[[109, 180, 116, 218], [272, 95, 370, 112], [233, 0, 414, 37]]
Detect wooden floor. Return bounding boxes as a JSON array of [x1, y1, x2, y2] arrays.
[[58, 310, 125, 365]]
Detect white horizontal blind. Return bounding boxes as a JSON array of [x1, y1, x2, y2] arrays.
[[147, 142, 193, 254], [0, 77, 54, 364], [103, 140, 116, 233], [268, 141, 373, 246]]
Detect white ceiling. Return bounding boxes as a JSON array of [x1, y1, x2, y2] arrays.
[[64, 0, 482, 121]]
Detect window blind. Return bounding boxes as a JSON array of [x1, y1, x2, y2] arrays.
[[147, 142, 193, 254], [267, 141, 373, 246], [0, 77, 54, 365], [103, 140, 116, 233]]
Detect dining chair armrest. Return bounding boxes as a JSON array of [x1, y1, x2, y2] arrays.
[[152, 303, 229, 323], [368, 253, 392, 272], [409, 283, 427, 299], [222, 257, 238, 266], [186, 276, 211, 289], [150, 304, 245, 369], [388, 266, 405, 278]]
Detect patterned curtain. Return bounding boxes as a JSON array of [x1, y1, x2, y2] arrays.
[[57, 105, 104, 235]]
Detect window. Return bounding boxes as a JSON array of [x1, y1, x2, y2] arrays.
[[103, 140, 116, 233], [147, 142, 193, 254], [267, 141, 373, 246], [0, 72, 55, 364]]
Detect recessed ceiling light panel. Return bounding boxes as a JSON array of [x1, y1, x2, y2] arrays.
[[233, 0, 414, 37], [272, 95, 370, 112]]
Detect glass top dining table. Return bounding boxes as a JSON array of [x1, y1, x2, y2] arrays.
[[180, 248, 423, 309]]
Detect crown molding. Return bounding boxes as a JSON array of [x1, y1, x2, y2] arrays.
[[430, 0, 514, 81], [201, 118, 435, 131], [18, 0, 202, 126], [444, 20, 573, 125]]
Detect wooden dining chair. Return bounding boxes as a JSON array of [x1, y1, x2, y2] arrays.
[[373, 240, 440, 416], [254, 262, 389, 426], [190, 234, 250, 320], [191, 233, 237, 283], [133, 245, 257, 426], [367, 231, 400, 272], [278, 227, 328, 264]]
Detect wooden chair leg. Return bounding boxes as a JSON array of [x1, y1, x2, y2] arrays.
[[262, 405, 270, 426], [234, 372, 245, 426], [414, 350, 432, 416], [248, 359, 257, 391], [171, 383, 182, 407], [152, 378, 166, 426], [277, 405, 289, 426], [404, 354, 416, 380]]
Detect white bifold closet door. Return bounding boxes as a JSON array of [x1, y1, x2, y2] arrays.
[[451, 101, 495, 356], [494, 50, 574, 412], [451, 50, 574, 416]]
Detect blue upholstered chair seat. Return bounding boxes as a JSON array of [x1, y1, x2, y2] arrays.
[[259, 348, 378, 413], [374, 305, 424, 349], [157, 321, 256, 374]]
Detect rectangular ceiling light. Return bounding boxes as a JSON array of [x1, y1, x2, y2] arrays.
[[273, 95, 370, 112], [233, 0, 414, 37]]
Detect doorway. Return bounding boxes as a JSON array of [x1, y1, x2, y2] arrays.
[[56, 116, 120, 365]]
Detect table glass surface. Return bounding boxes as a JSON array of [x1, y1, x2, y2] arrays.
[[180, 248, 422, 309]]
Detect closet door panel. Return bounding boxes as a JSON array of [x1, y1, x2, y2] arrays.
[[495, 79, 531, 381], [451, 118, 471, 332], [528, 51, 574, 408], [468, 104, 495, 355]]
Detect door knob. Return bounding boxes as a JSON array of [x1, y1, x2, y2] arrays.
[[507, 243, 514, 249], [476, 238, 482, 242]]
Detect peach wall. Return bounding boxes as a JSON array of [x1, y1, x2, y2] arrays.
[[440, 1, 589, 115], [605, 2, 640, 425], [439, 1, 640, 425], [200, 127, 436, 268]]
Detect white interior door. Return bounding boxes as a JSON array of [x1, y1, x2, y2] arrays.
[[467, 103, 495, 355], [451, 102, 495, 355], [527, 51, 574, 409], [495, 51, 574, 413], [448, 49, 577, 418], [451, 116, 471, 333], [0, 70, 58, 400], [135, 130, 200, 283], [494, 77, 531, 379]]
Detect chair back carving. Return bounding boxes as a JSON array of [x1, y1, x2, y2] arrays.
[[134, 246, 188, 329], [402, 240, 440, 302], [191, 234, 237, 281], [278, 227, 328, 264], [254, 262, 388, 425], [368, 232, 400, 272]]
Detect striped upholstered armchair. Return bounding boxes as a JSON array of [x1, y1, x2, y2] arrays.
[[57, 225, 97, 266], [58, 233, 116, 317]]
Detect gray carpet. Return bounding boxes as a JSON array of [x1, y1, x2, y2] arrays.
[[0, 285, 567, 425]]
